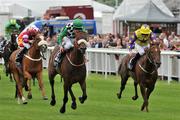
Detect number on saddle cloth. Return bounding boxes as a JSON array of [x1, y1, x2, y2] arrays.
[[54, 50, 66, 68]]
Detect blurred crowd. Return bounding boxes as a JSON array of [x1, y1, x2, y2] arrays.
[[2, 23, 180, 51], [87, 32, 180, 51]]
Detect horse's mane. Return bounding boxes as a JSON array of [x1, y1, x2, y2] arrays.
[[75, 32, 88, 41]]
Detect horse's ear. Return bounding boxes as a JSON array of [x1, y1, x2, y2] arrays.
[[150, 40, 160, 48], [144, 47, 149, 53]]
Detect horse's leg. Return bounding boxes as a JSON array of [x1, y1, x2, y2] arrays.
[[36, 71, 48, 100], [132, 80, 139, 100], [147, 86, 154, 99], [140, 84, 148, 112], [79, 81, 87, 104], [24, 71, 32, 99], [9, 72, 13, 82], [145, 86, 155, 112], [13, 73, 27, 104], [49, 73, 56, 106], [4, 62, 9, 77], [117, 75, 129, 99], [60, 82, 69, 113], [69, 85, 77, 110], [15, 84, 18, 98], [26, 79, 32, 99]]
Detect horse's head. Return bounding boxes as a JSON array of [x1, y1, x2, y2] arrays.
[[10, 33, 18, 49], [146, 42, 161, 68], [74, 31, 89, 54], [31, 34, 48, 59]]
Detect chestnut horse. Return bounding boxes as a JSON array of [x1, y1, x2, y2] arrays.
[[117, 43, 161, 112], [9, 34, 48, 104], [48, 31, 88, 113]]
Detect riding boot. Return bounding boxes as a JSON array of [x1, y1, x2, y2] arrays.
[[54, 51, 65, 70], [128, 53, 141, 70], [16, 47, 28, 66]]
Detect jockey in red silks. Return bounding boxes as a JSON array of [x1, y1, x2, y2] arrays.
[[16, 24, 40, 66], [128, 24, 156, 70]]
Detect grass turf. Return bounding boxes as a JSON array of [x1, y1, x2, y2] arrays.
[[0, 70, 180, 120]]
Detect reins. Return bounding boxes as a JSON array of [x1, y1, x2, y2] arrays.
[[24, 54, 42, 62], [138, 48, 157, 74], [66, 53, 85, 67]]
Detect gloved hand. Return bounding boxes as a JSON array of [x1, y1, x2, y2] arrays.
[[129, 43, 135, 49], [60, 46, 64, 53]]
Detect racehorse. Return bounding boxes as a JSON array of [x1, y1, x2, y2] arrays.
[[117, 42, 161, 112], [2, 33, 18, 79], [48, 31, 88, 113], [9, 33, 48, 104]]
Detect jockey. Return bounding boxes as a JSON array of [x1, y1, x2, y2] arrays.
[[128, 24, 156, 70], [5, 19, 20, 40], [54, 18, 86, 69], [16, 25, 40, 66]]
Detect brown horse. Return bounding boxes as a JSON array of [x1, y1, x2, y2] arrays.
[[48, 31, 88, 113], [117, 43, 161, 112], [9, 34, 48, 104], [2, 33, 18, 80]]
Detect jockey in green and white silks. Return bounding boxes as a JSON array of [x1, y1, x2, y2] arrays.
[[128, 24, 156, 70], [5, 19, 20, 40], [54, 18, 86, 69]]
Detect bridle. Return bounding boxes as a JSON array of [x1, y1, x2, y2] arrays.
[[66, 39, 87, 67], [138, 47, 158, 74], [25, 35, 47, 61]]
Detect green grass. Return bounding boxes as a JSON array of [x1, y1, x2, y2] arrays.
[[0, 69, 180, 120]]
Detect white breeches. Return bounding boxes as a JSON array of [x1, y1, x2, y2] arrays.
[[23, 43, 31, 49], [62, 37, 74, 50], [135, 43, 150, 55]]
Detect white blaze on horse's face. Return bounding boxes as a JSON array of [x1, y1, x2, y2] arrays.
[[38, 35, 48, 46], [77, 39, 88, 46]]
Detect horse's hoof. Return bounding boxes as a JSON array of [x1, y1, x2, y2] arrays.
[[24, 85, 29, 91], [141, 106, 146, 112], [132, 96, 138, 100], [43, 96, 48, 100], [23, 101, 28, 104], [27, 94, 32, 99], [50, 100, 56, 106], [79, 97, 85, 104], [60, 107, 65, 113], [71, 102, 77, 110], [117, 93, 121, 99]]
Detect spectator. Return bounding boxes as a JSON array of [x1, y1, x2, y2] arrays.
[[94, 34, 103, 48], [159, 33, 169, 50]]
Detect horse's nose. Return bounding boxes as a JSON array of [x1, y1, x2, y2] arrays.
[[80, 47, 86, 54], [156, 61, 161, 68]]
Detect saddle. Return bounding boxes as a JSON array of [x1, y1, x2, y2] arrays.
[[15, 49, 27, 68], [54, 48, 73, 70], [128, 53, 140, 70]]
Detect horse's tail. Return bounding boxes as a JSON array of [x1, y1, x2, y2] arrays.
[[118, 60, 123, 75], [61, 76, 63, 82], [118, 55, 129, 75]]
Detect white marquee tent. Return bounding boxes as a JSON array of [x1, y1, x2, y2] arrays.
[[113, 0, 178, 22]]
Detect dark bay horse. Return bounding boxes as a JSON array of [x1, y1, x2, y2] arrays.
[[9, 34, 48, 104], [48, 31, 88, 113], [2, 33, 18, 79], [117, 43, 161, 112]]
